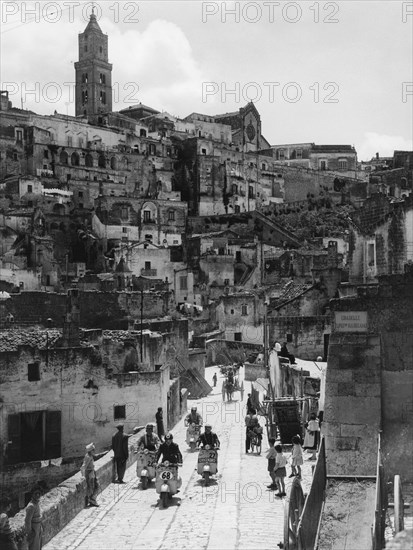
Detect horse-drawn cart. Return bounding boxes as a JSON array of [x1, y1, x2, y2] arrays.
[[221, 365, 244, 401]]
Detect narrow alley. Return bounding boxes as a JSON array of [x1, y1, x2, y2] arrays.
[[44, 366, 314, 550]]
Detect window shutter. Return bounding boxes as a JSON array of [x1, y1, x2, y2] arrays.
[[7, 414, 21, 464], [45, 410, 61, 459]]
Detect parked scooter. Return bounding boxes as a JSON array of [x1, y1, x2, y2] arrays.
[[155, 462, 182, 508], [136, 449, 157, 489], [186, 424, 201, 451], [197, 445, 218, 485]]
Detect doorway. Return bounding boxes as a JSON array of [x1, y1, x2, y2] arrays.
[[323, 334, 330, 361]]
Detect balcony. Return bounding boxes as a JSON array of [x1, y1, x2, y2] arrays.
[[141, 268, 157, 277]]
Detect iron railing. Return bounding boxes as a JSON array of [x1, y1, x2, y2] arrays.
[[296, 436, 327, 550], [372, 433, 387, 550]]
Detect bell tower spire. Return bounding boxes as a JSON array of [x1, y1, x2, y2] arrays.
[[74, 9, 113, 119]]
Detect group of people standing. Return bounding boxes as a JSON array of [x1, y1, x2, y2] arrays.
[[0, 486, 43, 550], [265, 413, 321, 497]]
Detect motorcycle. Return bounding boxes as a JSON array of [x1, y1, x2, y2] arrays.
[[186, 424, 201, 451], [155, 462, 182, 508], [197, 445, 218, 485], [135, 449, 157, 489]]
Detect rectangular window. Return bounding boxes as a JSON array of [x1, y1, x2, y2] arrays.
[[320, 160, 327, 171], [278, 150, 285, 160], [44, 150, 49, 159], [27, 185, 33, 193], [114, 405, 126, 420], [28, 362, 40, 381], [6, 410, 61, 464], [367, 242, 375, 267], [78, 191, 83, 198], [16, 129, 23, 143], [241, 305, 248, 316], [122, 227, 127, 233], [168, 210, 175, 221], [286, 333, 293, 343], [67, 136, 72, 147], [180, 276, 188, 290], [234, 205, 240, 213], [338, 159, 348, 170], [201, 148, 207, 155], [143, 210, 151, 222], [224, 279, 229, 286], [234, 332, 242, 342], [145, 261, 151, 270], [121, 206, 129, 219]]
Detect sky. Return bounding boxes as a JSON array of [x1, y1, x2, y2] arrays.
[[1, 0, 412, 161]]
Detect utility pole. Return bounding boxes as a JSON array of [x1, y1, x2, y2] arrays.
[[140, 288, 144, 363]]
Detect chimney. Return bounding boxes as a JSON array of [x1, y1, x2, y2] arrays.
[[376, 152, 379, 159], [61, 289, 80, 347]]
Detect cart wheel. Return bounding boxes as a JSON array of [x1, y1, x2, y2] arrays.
[[283, 478, 305, 550], [204, 471, 210, 486], [141, 476, 148, 490], [240, 381, 244, 401]]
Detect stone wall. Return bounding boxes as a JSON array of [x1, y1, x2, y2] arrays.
[[9, 431, 140, 549], [323, 333, 382, 476], [325, 275, 413, 480], [5, 290, 172, 329], [267, 315, 331, 361]]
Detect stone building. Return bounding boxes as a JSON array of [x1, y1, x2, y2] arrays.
[[74, 10, 113, 118], [324, 273, 413, 482], [347, 194, 413, 284]]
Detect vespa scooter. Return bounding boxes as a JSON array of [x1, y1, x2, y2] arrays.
[[155, 462, 182, 508], [186, 424, 201, 451], [136, 449, 157, 489], [197, 445, 218, 485]]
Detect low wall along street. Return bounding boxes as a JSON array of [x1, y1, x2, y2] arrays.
[[9, 432, 142, 549]]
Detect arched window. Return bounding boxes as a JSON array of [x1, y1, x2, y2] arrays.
[[98, 154, 106, 168], [110, 157, 117, 170], [60, 150, 68, 165], [85, 153, 93, 167], [71, 152, 80, 166]]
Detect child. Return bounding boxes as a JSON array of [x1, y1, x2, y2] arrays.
[[289, 435, 303, 478], [273, 444, 287, 497], [266, 437, 277, 489], [0, 496, 18, 550]]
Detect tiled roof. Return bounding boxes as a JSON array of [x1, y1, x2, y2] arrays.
[[270, 282, 314, 310], [0, 329, 61, 352]]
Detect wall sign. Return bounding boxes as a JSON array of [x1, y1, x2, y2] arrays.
[[334, 311, 368, 332]]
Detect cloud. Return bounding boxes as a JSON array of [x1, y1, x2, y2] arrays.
[[357, 132, 413, 162], [1, 11, 204, 118]]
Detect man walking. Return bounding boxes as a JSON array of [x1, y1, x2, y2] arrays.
[[112, 424, 129, 483]]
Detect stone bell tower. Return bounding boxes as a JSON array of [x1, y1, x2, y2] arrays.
[[74, 8, 113, 118]]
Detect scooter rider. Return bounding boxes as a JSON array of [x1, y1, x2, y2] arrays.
[[156, 433, 183, 464], [185, 407, 203, 426], [197, 424, 220, 449], [137, 423, 161, 451]]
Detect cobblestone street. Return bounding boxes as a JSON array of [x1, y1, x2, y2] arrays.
[[44, 367, 314, 550]]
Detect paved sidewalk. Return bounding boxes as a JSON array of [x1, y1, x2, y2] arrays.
[[44, 366, 315, 550]]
